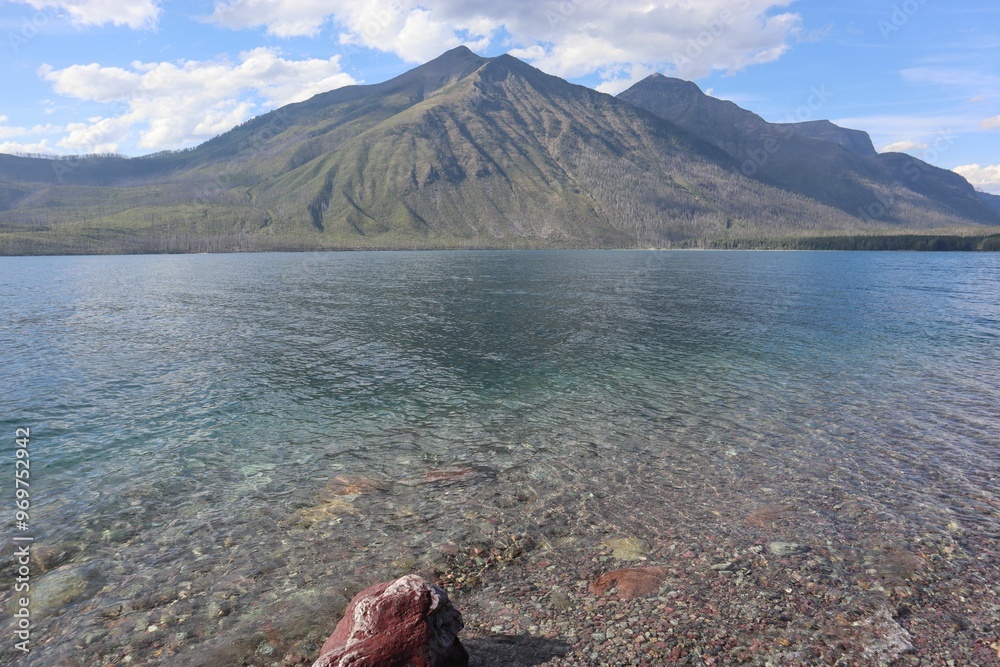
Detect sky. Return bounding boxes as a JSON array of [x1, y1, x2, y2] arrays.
[[1, 0, 998, 193]]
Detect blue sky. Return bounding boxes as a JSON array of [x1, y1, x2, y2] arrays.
[[1, 0, 998, 192]]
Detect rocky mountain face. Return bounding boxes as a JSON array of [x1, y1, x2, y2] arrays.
[[616, 74, 996, 228]]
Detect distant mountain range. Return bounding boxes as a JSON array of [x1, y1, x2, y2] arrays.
[[617, 75, 994, 228], [1, 46, 998, 254]]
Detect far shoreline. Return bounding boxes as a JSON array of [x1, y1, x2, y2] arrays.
[[3, 230, 1000, 258]]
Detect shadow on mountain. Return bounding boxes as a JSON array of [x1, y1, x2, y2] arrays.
[[466, 634, 571, 666]]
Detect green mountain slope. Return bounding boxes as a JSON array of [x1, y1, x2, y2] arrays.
[[249, 53, 876, 247], [1, 47, 997, 254]]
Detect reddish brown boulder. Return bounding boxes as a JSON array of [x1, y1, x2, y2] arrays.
[[312, 574, 469, 667], [589, 566, 666, 599]]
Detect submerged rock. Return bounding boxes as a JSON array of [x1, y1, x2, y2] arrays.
[[312, 574, 469, 667], [14, 562, 104, 619], [768, 542, 809, 557], [589, 567, 666, 599], [30, 543, 80, 574], [855, 606, 914, 665], [323, 474, 387, 497], [293, 498, 360, 528], [549, 587, 573, 611], [418, 467, 484, 486], [602, 537, 651, 560]]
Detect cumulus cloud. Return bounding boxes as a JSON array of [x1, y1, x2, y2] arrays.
[[953, 164, 1000, 194], [38, 48, 357, 152], [209, 0, 332, 37], [59, 116, 133, 153], [0, 119, 64, 154], [595, 64, 659, 96], [880, 140, 928, 153], [980, 115, 1000, 130], [9, 0, 161, 29], [207, 0, 804, 83], [0, 139, 59, 154], [39, 63, 142, 103], [0, 116, 25, 141]]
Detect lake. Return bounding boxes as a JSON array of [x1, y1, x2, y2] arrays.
[[2, 250, 998, 665]]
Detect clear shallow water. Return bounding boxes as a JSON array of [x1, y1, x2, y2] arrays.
[[1, 250, 999, 665]]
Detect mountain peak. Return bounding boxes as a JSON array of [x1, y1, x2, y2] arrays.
[[781, 119, 877, 157], [621, 75, 877, 159], [472, 52, 577, 93], [285, 45, 486, 117], [444, 45, 474, 56], [633, 73, 702, 93], [618, 74, 757, 135], [402, 45, 488, 84], [426, 45, 485, 66]]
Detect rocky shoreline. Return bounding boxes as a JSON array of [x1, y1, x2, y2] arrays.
[[4, 464, 998, 666], [434, 524, 1000, 666], [297, 496, 1000, 667]]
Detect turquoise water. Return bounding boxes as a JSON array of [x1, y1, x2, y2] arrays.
[[1, 250, 998, 665]]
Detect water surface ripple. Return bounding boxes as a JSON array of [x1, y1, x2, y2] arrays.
[[1, 250, 998, 665]]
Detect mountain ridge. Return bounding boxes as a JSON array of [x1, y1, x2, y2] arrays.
[[616, 74, 995, 227]]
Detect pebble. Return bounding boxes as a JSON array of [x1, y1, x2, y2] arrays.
[[602, 538, 651, 560], [768, 542, 808, 557], [550, 588, 573, 610]]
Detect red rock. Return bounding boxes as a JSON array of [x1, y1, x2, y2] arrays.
[[419, 467, 481, 485], [312, 575, 468, 667], [589, 567, 666, 599]]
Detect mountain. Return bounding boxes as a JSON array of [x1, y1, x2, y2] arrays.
[[616, 74, 996, 228], [782, 120, 876, 157], [978, 191, 1000, 215], [1, 47, 998, 255]]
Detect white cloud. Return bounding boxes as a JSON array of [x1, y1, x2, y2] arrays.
[[980, 115, 1000, 130], [0, 119, 59, 143], [209, 0, 331, 37], [208, 0, 804, 84], [0, 124, 27, 140], [60, 116, 132, 153], [595, 64, 658, 96], [9, 0, 161, 29], [527, 33, 634, 81], [38, 48, 357, 153], [953, 164, 1000, 194], [390, 9, 464, 63], [0, 139, 58, 154], [40, 63, 142, 103], [880, 140, 928, 153]]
